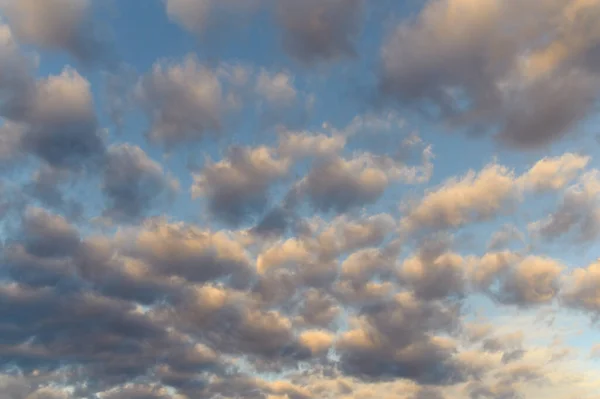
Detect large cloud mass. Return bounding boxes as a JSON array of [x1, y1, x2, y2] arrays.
[[1, 2, 600, 399]]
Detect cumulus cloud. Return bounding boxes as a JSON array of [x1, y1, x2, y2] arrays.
[[0, 0, 110, 63], [335, 292, 462, 384], [380, 0, 600, 148], [402, 153, 589, 233], [135, 55, 244, 147], [562, 260, 600, 314], [255, 69, 297, 105], [7, 66, 106, 170], [192, 146, 290, 225], [275, 0, 365, 64], [118, 220, 254, 286], [102, 144, 179, 221], [476, 255, 564, 306], [165, 0, 259, 35], [530, 170, 600, 243], [4, 4, 600, 398], [165, 0, 365, 65], [401, 163, 517, 232], [296, 147, 432, 214]]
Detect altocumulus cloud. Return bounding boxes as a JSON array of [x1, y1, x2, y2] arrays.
[[1, 2, 600, 399]]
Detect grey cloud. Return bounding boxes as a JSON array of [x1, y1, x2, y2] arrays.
[[192, 146, 289, 225], [335, 294, 462, 384], [0, 26, 105, 171], [163, 286, 308, 363], [479, 255, 564, 306], [276, 0, 365, 64], [0, 0, 111, 64], [118, 220, 255, 287], [99, 385, 172, 399], [296, 155, 388, 213], [23, 166, 83, 219], [379, 0, 600, 149], [296, 288, 340, 328], [102, 144, 178, 221], [412, 388, 446, 399], [487, 224, 524, 251], [19, 207, 80, 259], [399, 249, 467, 301], [165, 0, 259, 36], [532, 171, 600, 243], [13, 67, 106, 170], [0, 23, 36, 118], [135, 55, 240, 147], [562, 260, 600, 315]]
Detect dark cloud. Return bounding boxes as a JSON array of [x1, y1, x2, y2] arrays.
[[102, 144, 178, 221], [135, 55, 244, 147], [23, 166, 83, 219], [192, 146, 289, 225], [118, 220, 255, 287], [0, 0, 112, 64], [532, 171, 600, 243], [335, 294, 463, 384], [487, 224, 524, 251], [379, 0, 600, 149], [8, 67, 106, 170], [562, 260, 600, 315], [296, 155, 388, 213], [276, 0, 365, 64]]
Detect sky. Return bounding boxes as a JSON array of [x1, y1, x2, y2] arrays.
[[1, 0, 600, 398]]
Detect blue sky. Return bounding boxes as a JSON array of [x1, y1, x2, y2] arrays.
[[1, 1, 600, 398]]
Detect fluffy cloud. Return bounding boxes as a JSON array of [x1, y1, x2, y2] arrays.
[[135, 56, 243, 147], [165, 0, 259, 35], [255, 69, 297, 105], [530, 170, 600, 243], [296, 147, 432, 213], [165, 0, 364, 65], [402, 153, 590, 233], [335, 292, 462, 384], [275, 0, 365, 64], [192, 146, 290, 224], [102, 144, 179, 221], [0, 0, 109, 63], [401, 163, 517, 232], [3, 66, 106, 170], [562, 260, 600, 314], [380, 0, 600, 148]]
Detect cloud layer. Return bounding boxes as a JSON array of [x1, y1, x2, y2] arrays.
[[1, 2, 600, 399]]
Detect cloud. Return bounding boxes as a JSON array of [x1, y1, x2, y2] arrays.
[[402, 153, 589, 234], [277, 130, 346, 160], [135, 55, 244, 147], [255, 69, 297, 105], [192, 146, 290, 225], [399, 249, 467, 300], [477, 255, 564, 306], [164, 0, 365, 65], [275, 0, 365, 64], [401, 163, 517, 232], [165, 0, 259, 35], [335, 292, 462, 384], [519, 153, 590, 193], [296, 147, 432, 214], [487, 224, 524, 251], [12, 67, 105, 170], [0, 0, 110, 63], [529, 170, 600, 243], [102, 144, 178, 221], [118, 219, 254, 287], [562, 260, 600, 314], [379, 0, 600, 148]]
